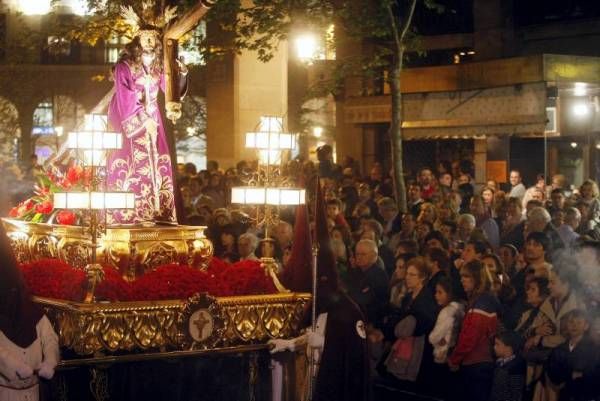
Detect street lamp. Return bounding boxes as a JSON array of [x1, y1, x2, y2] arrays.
[[573, 103, 590, 117], [18, 0, 52, 15], [574, 82, 587, 96], [295, 34, 318, 64]]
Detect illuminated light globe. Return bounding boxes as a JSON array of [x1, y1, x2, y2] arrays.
[[245, 115, 297, 165], [66, 114, 123, 166], [265, 188, 306, 206], [245, 132, 296, 150], [230, 187, 305, 206], [53, 192, 136, 210], [67, 131, 123, 150]]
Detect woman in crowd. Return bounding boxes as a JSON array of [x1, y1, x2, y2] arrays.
[[516, 277, 552, 342], [382, 257, 438, 391], [578, 179, 600, 237], [216, 224, 240, 262], [417, 202, 438, 227], [515, 277, 554, 397], [482, 253, 520, 328], [499, 243, 519, 279], [388, 253, 415, 308], [331, 225, 354, 255], [448, 260, 500, 401], [532, 268, 587, 400], [481, 186, 496, 216], [202, 173, 226, 209]]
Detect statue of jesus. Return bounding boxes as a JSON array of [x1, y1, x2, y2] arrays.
[[106, 11, 187, 225]]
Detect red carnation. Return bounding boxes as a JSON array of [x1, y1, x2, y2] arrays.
[[66, 166, 83, 184], [55, 210, 76, 225], [23, 199, 34, 210], [35, 200, 53, 214]]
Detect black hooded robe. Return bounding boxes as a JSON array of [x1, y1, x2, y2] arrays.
[[312, 292, 372, 401]]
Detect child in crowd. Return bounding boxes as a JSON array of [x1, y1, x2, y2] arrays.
[[428, 277, 464, 400], [546, 309, 600, 401], [490, 330, 526, 401], [429, 277, 465, 364]]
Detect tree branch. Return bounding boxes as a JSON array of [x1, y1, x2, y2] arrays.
[[386, 3, 401, 53], [387, 0, 418, 53], [399, 0, 418, 43]]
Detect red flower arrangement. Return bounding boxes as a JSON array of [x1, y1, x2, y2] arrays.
[[9, 165, 90, 223], [19, 258, 278, 302], [95, 266, 134, 302], [20, 259, 87, 301]]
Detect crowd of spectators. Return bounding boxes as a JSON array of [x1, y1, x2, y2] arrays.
[[177, 151, 600, 401]]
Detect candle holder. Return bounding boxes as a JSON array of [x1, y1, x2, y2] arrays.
[[53, 113, 135, 302], [231, 116, 305, 293]]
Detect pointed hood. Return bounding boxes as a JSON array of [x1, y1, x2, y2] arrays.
[[314, 178, 339, 296], [280, 203, 313, 292]]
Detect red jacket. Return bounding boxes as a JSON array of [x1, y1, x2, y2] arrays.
[[449, 293, 499, 366]]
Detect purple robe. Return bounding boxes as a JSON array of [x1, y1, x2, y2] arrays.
[[106, 61, 177, 224]]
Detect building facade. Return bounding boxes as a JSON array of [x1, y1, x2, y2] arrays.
[[332, 0, 600, 187]]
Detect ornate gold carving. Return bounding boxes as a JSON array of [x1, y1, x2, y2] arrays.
[[83, 264, 105, 303], [36, 293, 311, 356], [29, 234, 57, 259], [141, 241, 179, 272], [1, 219, 212, 279], [180, 293, 224, 349], [58, 238, 90, 269], [7, 230, 29, 263]]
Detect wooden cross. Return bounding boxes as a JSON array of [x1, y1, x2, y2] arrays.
[[163, 0, 216, 123]]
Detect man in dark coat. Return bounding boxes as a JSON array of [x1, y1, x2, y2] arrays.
[[346, 239, 389, 327]]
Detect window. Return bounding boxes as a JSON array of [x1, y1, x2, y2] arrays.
[[32, 101, 54, 135], [105, 35, 126, 64], [316, 24, 336, 61]]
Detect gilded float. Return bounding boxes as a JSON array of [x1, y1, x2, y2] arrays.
[[36, 292, 311, 356]]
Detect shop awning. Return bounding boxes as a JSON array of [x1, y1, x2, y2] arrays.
[[344, 82, 554, 140]]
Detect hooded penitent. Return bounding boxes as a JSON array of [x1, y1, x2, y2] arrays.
[[0, 224, 43, 348], [280, 202, 313, 293], [310, 179, 372, 401]]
